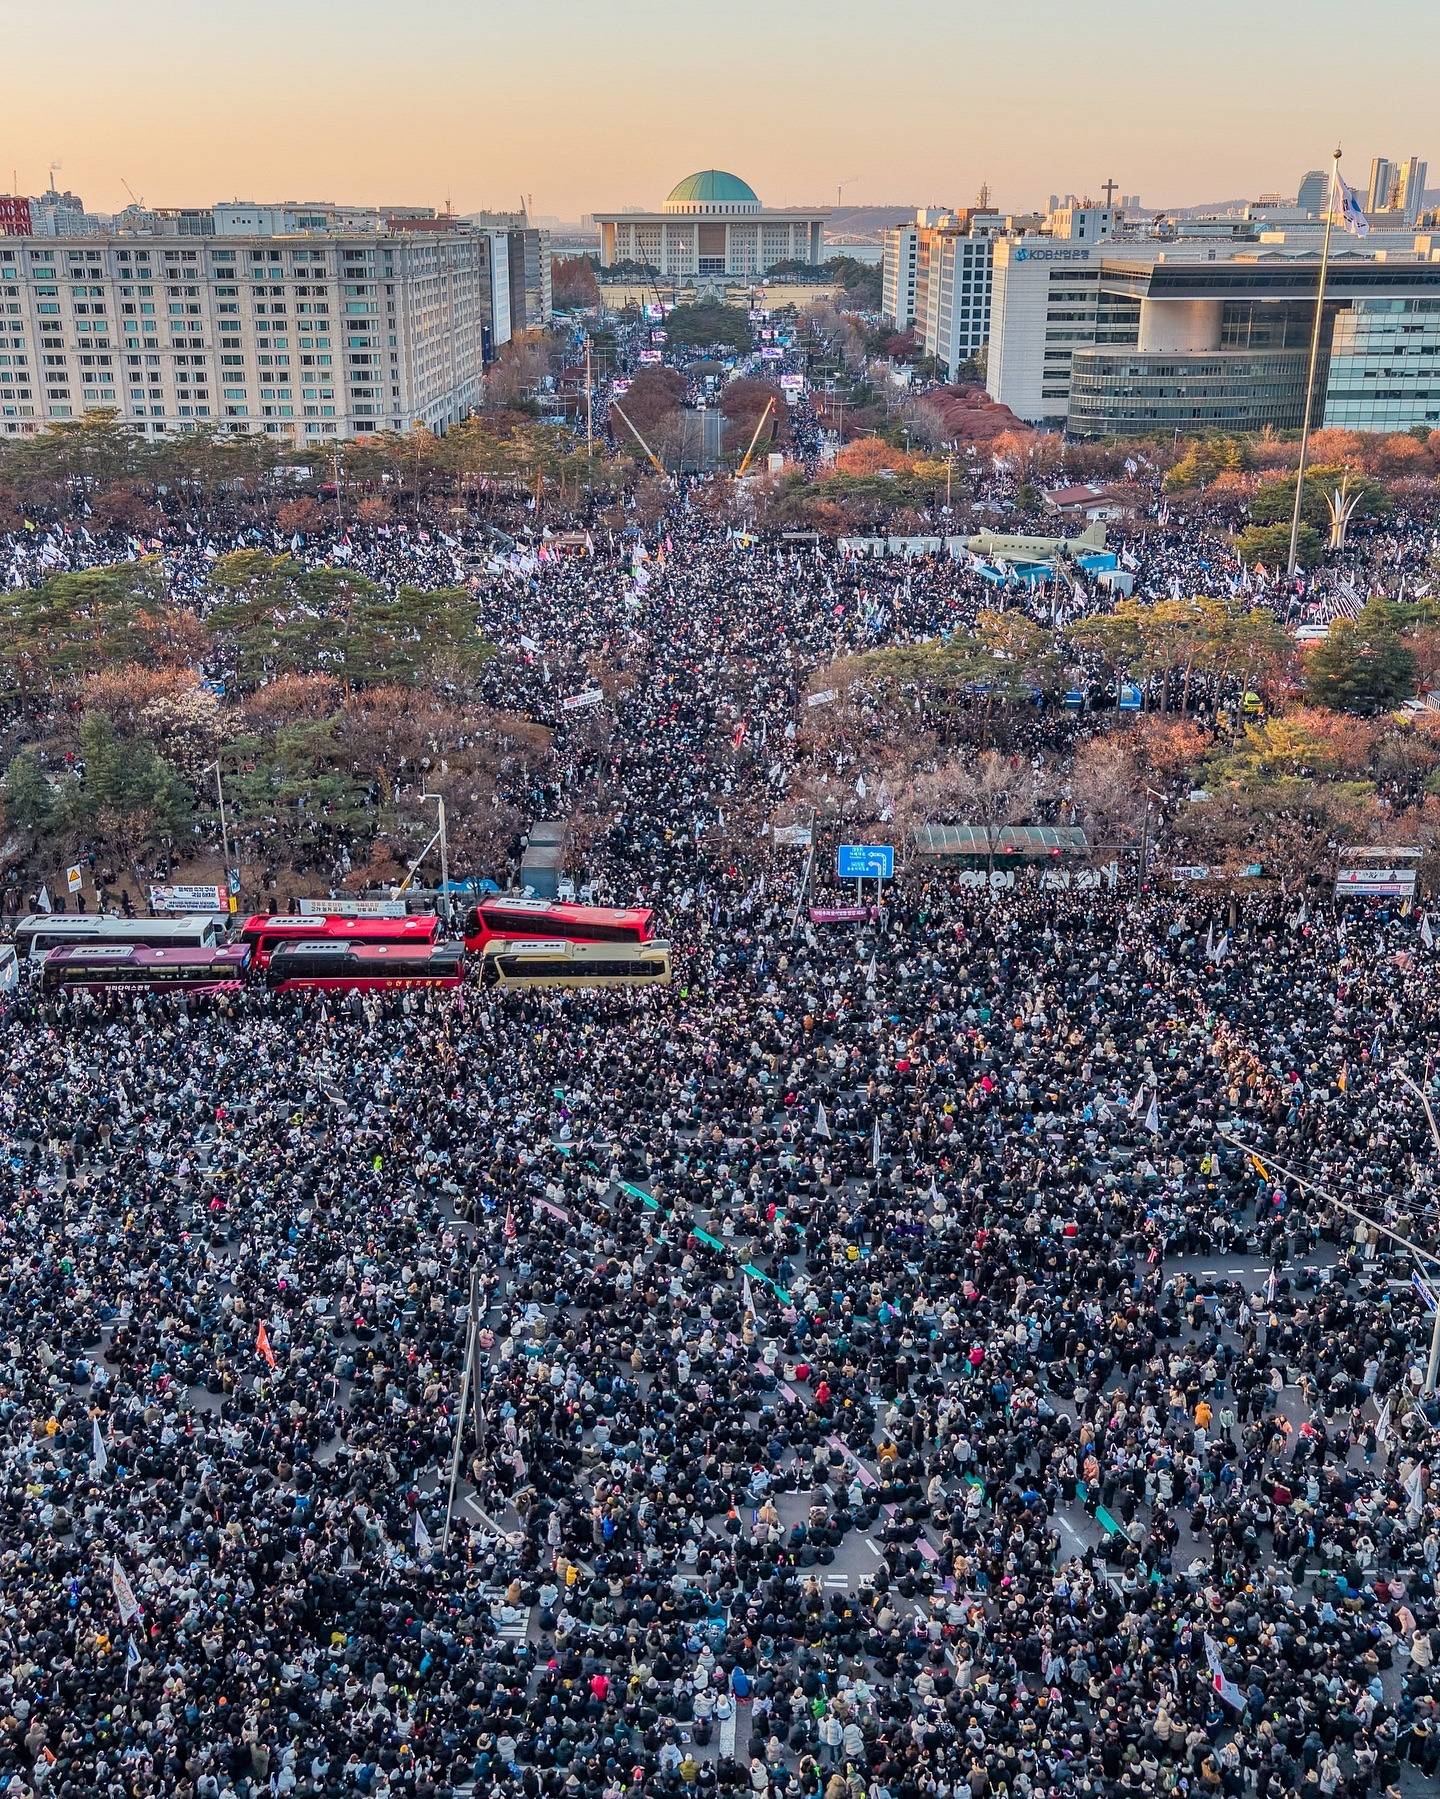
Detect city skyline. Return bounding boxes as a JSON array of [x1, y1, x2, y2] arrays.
[[7, 0, 1434, 224]]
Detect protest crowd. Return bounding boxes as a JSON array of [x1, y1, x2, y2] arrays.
[[4, 431, 1440, 1799]]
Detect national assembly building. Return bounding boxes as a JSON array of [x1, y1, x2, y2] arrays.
[[593, 170, 829, 279]]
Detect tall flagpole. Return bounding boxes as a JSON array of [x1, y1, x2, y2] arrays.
[[1286, 145, 1342, 581]]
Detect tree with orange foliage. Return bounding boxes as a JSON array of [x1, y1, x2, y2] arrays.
[[830, 438, 917, 478]]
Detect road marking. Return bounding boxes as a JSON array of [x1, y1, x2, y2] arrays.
[[863, 1538, 881, 1556]]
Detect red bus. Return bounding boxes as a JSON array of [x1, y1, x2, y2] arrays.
[[265, 940, 465, 993], [238, 913, 440, 969], [40, 943, 250, 995], [461, 897, 654, 955]]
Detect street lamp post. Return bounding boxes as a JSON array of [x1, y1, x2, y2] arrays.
[[422, 792, 449, 924]]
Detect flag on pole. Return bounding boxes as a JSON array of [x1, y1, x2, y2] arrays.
[[1266, 1265, 1279, 1305], [112, 1559, 142, 1627], [1144, 1093, 1160, 1135], [503, 1201, 517, 1242], [742, 1270, 757, 1318], [256, 1319, 277, 1370], [1338, 1064, 1349, 1094], [1214, 931, 1230, 962], [1423, 913, 1435, 950], [414, 1511, 433, 1557], [91, 1417, 108, 1476], [815, 1101, 831, 1140], [865, 948, 877, 984], [1129, 1087, 1144, 1119], [125, 1635, 141, 1685], [1333, 167, 1371, 238], [1405, 1462, 1426, 1516], [1375, 1395, 1392, 1444], [1204, 923, 1215, 959], [1204, 1634, 1246, 1711], [871, 1118, 882, 1169], [1249, 1153, 1271, 1184]]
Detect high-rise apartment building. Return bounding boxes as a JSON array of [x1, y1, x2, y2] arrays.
[[0, 229, 490, 442], [1365, 155, 1428, 224], [880, 221, 921, 331], [1367, 157, 1398, 214]]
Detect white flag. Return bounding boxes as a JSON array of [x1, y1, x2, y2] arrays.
[[1406, 1463, 1426, 1516], [742, 1271, 757, 1318], [1204, 1634, 1244, 1710], [872, 1118, 882, 1169], [815, 1102, 831, 1140], [414, 1511, 433, 1557], [1266, 1266, 1278, 1305], [865, 950, 877, 984], [1375, 1395, 1392, 1444], [1144, 1093, 1160, 1135], [1215, 931, 1230, 962], [91, 1417, 108, 1475], [1204, 923, 1215, 959], [35, 883, 52, 914], [1129, 1088, 1144, 1119], [112, 1559, 142, 1626], [1423, 913, 1435, 950]]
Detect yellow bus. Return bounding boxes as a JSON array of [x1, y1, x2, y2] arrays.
[[479, 938, 672, 990]]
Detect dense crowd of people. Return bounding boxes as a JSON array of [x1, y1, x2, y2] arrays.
[[4, 419, 1440, 1799]]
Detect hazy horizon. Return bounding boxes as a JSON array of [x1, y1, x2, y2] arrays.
[[10, 0, 1431, 223]]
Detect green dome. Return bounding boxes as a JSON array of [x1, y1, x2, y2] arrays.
[[663, 170, 760, 210]]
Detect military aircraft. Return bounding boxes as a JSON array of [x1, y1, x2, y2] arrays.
[[965, 519, 1107, 563]]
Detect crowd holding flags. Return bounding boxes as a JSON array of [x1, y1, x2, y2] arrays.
[[255, 1319, 277, 1371]]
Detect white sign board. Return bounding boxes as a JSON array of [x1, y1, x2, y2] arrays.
[[298, 897, 409, 917], [149, 883, 229, 913], [561, 689, 605, 713], [1335, 867, 1418, 897]]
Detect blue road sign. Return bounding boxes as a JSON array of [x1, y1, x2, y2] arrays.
[[837, 843, 894, 881]]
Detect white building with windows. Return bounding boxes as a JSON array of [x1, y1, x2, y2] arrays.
[[594, 171, 828, 278], [0, 230, 490, 442]]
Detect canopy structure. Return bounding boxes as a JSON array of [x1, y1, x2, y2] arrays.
[[912, 824, 1090, 860]]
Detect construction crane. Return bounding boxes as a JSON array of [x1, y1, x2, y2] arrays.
[[609, 400, 669, 482], [736, 398, 776, 478], [46, 158, 62, 196], [120, 176, 145, 208]]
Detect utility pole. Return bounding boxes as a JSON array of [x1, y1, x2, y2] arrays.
[[330, 447, 344, 532], [1287, 146, 1342, 581], [1221, 1130, 1440, 1395], [584, 336, 593, 455], [422, 792, 449, 923], [209, 761, 236, 901]]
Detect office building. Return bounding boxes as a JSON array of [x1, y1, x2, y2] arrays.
[[1043, 204, 1122, 244], [1063, 253, 1440, 437], [1366, 155, 1428, 226], [0, 229, 491, 442], [881, 220, 921, 330], [1367, 157, 1398, 215], [506, 226, 552, 331], [922, 230, 994, 374], [1296, 170, 1327, 215], [594, 170, 829, 277]]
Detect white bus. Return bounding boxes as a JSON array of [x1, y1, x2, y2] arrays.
[[12, 913, 223, 964]]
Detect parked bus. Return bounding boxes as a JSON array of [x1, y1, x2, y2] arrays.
[[265, 940, 465, 993], [479, 938, 671, 990], [39, 943, 250, 995], [237, 912, 440, 969], [14, 913, 223, 963], [462, 897, 654, 954]]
